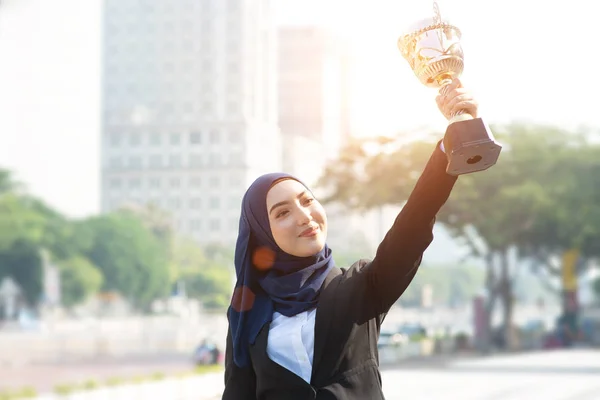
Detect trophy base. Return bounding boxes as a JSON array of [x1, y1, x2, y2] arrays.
[[443, 117, 502, 176]]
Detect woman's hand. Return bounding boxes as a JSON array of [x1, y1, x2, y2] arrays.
[[435, 79, 479, 120]]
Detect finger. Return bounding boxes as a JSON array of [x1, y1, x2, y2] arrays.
[[449, 100, 478, 118], [445, 93, 472, 112], [436, 94, 445, 108], [444, 87, 469, 102]]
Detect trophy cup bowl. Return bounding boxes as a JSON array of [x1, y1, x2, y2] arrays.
[[398, 17, 502, 176]]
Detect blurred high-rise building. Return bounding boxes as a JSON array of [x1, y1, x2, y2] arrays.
[[277, 26, 352, 186], [100, 0, 281, 245], [276, 27, 380, 255]]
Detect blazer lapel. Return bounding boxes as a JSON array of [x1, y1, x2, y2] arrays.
[[310, 266, 343, 383], [252, 321, 311, 387]]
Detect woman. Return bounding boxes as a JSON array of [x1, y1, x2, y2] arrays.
[[223, 79, 477, 399]]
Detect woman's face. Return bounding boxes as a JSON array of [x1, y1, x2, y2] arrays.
[[266, 179, 327, 257]]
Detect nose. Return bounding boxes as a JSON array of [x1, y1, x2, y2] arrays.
[[296, 207, 312, 225]]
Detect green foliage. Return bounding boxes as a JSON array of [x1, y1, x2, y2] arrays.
[[396, 263, 484, 307], [78, 212, 171, 309], [0, 194, 47, 252], [81, 380, 99, 391], [319, 123, 600, 273], [181, 265, 232, 310], [0, 239, 43, 306], [0, 169, 233, 312], [58, 256, 103, 308], [53, 384, 75, 396], [169, 238, 233, 310]]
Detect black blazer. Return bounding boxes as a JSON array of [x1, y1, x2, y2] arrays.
[[222, 145, 457, 400]]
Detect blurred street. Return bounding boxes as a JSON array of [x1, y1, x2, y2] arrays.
[[0, 354, 195, 393], [3, 348, 599, 399], [381, 349, 600, 400]]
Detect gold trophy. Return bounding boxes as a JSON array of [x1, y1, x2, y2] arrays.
[[397, 1, 501, 175]]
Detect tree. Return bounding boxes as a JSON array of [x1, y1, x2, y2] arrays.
[[318, 123, 600, 351], [0, 239, 43, 306], [169, 237, 209, 283], [79, 212, 171, 310], [181, 266, 232, 310], [169, 237, 233, 310], [0, 194, 47, 252], [58, 256, 103, 308]]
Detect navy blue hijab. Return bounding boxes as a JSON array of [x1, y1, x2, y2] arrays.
[[227, 172, 335, 368]]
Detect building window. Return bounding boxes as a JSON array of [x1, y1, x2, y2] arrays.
[[169, 154, 182, 167], [209, 153, 220, 166], [109, 178, 121, 189], [230, 175, 242, 187], [149, 132, 161, 146], [129, 133, 141, 146], [190, 176, 201, 187], [169, 178, 181, 189], [129, 178, 142, 189], [190, 219, 202, 231], [209, 176, 219, 188], [168, 198, 181, 209], [149, 154, 162, 167], [170, 133, 181, 145], [109, 133, 121, 147], [149, 177, 161, 189], [190, 198, 202, 209], [209, 197, 219, 209], [190, 131, 202, 144], [109, 157, 123, 169], [190, 154, 203, 167], [229, 196, 240, 208], [128, 156, 143, 169], [209, 219, 220, 231], [209, 130, 219, 144]]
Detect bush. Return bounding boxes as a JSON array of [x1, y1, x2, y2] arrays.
[[105, 377, 124, 387], [53, 384, 76, 396], [82, 380, 99, 391], [15, 387, 37, 399]]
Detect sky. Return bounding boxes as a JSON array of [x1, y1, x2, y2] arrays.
[[0, 0, 597, 218]]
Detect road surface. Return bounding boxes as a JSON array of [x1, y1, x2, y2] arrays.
[[2, 349, 598, 399], [381, 349, 600, 399]]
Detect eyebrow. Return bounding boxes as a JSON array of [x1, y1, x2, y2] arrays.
[[269, 191, 308, 215]]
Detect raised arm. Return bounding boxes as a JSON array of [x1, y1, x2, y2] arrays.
[[222, 327, 257, 400], [363, 142, 457, 316]]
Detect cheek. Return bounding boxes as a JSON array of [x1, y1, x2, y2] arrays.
[[314, 204, 327, 224], [270, 219, 296, 245]]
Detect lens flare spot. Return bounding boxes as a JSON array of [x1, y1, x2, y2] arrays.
[[231, 286, 255, 312], [252, 246, 276, 271]]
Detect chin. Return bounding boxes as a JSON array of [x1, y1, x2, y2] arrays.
[[302, 237, 326, 257]]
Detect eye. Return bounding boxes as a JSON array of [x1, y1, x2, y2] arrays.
[[276, 210, 289, 219], [303, 197, 315, 206]]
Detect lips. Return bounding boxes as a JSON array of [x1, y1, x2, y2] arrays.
[[299, 226, 319, 237]]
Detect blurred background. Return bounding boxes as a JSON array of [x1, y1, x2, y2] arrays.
[[1, 0, 599, 399]]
